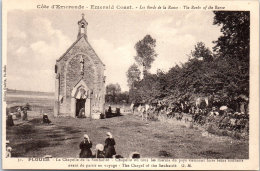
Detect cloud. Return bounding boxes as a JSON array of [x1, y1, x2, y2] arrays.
[[7, 68, 54, 92], [7, 16, 72, 92], [7, 11, 221, 93], [16, 46, 27, 55], [146, 11, 220, 73], [92, 38, 135, 91], [7, 28, 27, 39]]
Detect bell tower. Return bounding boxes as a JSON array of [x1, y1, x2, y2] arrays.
[[77, 13, 88, 39]]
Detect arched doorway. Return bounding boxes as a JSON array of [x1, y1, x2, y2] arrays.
[[76, 99, 86, 117], [71, 80, 91, 118]]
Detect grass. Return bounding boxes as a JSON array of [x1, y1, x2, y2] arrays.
[[7, 114, 249, 158], [5, 92, 249, 159]]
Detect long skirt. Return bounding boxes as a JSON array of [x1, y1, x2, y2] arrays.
[[79, 149, 92, 158]]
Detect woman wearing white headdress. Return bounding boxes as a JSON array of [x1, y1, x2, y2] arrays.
[[79, 134, 92, 158], [6, 147, 12, 158], [104, 132, 116, 158], [95, 144, 105, 158]]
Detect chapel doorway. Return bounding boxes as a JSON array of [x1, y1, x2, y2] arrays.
[[76, 99, 86, 117]]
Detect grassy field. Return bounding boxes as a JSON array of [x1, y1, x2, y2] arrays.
[[5, 92, 249, 159]]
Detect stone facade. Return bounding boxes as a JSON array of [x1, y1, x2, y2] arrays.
[[54, 14, 105, 118]]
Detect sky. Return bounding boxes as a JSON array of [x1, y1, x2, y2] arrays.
[[7, 10, 221, 92]]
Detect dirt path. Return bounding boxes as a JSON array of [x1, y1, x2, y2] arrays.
[[6, 113, 248, 158]]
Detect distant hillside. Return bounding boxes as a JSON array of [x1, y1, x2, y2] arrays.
[[6, 89, 54, 96]]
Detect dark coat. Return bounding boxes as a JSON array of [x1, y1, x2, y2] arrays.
[[104, 138, 116, 158], [7, 115, 14, 127], [96, 150, 105, 158], [79, 140, 92, 158], [22, 110, 28, 120], [43, 115, 51, 124]]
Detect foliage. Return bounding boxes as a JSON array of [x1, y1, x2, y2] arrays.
[[134, 35, 157, 76], [128, 11, 249, 111], [105, 83, 129, 104], [106, 83, 121, 95], [191, 42, 213, 62], [126, 63, 141, 88], [213, 11, 249, 63], [106, 83, 121, 103]]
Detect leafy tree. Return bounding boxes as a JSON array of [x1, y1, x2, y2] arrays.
[[126, 63, 141, 89], [105, 83, 121, 103], [134, 35, 157, 76], [213, 11, 249, 63], [117, 91, 129, 104], [213, 11, 249, 96], [106, 83, 121, 95], [129, 12, 249, 112], [191, 42, 213, 62]]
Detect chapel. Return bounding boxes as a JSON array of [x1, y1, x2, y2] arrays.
[[54, 14, 105, 118]]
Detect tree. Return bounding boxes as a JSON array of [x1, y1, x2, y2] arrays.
[[106, 83, 121, 103], [134, 35, 157, 77], [126, 63, 141, 89], [106, 83, 121, 95], [213, 11, 249, 96], [117, 91, 129, 104], [191, 42, 213, 62], [128, 12, 250, 110], [213, 11, 249, 62]]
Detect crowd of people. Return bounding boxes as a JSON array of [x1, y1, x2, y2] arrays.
[[190, 106, 249, 132], [131, 97, 249, 133], [6, 104, 52, 126], [6, 105, 29, 127]]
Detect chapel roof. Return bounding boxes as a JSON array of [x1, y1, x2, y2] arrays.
[[56, 18, 104, 67]]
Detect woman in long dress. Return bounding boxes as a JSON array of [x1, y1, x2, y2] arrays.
[[79, 134, 93, 158], [7, 114, 14, 127], [104, 132, 116, 158]]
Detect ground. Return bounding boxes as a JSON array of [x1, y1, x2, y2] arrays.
[[6, 101, 248, 158]]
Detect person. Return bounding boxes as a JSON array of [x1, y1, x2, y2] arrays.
[[6, 140, 12, 158], [6, 147, 12, 158], [104, 132, 116, 158], [43, 114, 51, 124], [7, 113, 14, 127], [22, 107, 28, 120], [78, 108, 86, 118], [108, 106, 112, 113], [106, 105, 112, 118], [79, 134, 93, 158], [95, 144, 105, 158], [129, 152, 140, 158], [16, 107, 22, 119]]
